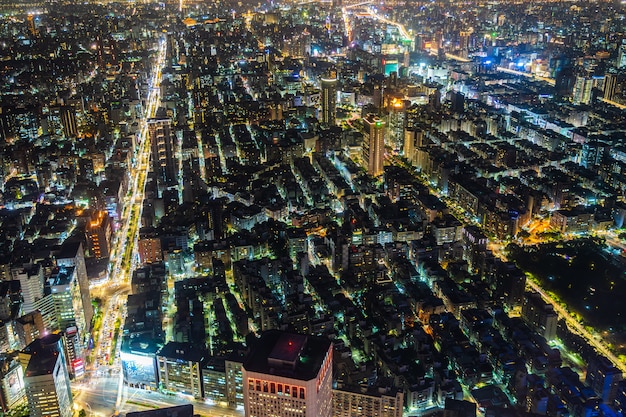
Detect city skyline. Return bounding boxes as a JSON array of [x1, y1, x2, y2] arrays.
[[0, 1, 624, 417]]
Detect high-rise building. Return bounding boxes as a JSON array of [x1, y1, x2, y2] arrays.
[[320, 77, 337, 126], [10, 263, 43, 315], [604, 72, 618, 101], [26, 14, 37, 37], [55, 241, 93, 341], [362, 114, 385, 177], [59, 106, 77, 138], [148, 118, 178, 188], [21, 334, 73, 417], [459, 30, 471, 59], [618, 42, 626, 68], [403, 126, 424, 166], [225, 357, 244, 407], [48, 267, 87, 346], [85, 210, 112, 259], [572, 75, 596, 105], [243, 330, 333, 417]]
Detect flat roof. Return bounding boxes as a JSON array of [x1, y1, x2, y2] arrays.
[[268, 333, 307, 364], [244, 330, 331, 381], [23, 334, 63, 377]]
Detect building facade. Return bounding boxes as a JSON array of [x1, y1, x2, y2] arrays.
[[21, 334, 72, 417], [362, 114, 385, 177], [320, 77, 337, 126]]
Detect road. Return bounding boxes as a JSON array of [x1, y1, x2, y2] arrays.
[[496, 66, 556, 86], [526, 277, 626, 374], [74, 36, 168, 417]]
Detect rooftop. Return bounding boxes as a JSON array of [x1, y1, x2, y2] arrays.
[[22, 334, 63, 377], [244, 330, 331, 381]]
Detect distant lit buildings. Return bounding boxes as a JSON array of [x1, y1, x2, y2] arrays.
[[320, 76, 337, 126], [572, 75, 597, 105], [362, 114, 385, 177], [148, 118, 178, 189], [243, 330, 333, 417]]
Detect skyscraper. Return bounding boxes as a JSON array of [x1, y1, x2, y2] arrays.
[[85, 210, 112, 259], [149, 118, 178, 188], [55, 241, 93, 341], [59, 106, 78, 138], [49, 267, 87, 344], [362, 114, 385, 177], [320, 76, 337, 126], [21, 334, 73, 417], [10, 263, 43, 315], [243, 330, 333, 417]]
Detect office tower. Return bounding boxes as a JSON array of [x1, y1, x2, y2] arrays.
[[459, 30, 471, 59], [387, 99, 405, 151], [85, 210, 112, 259], [320, 77, 337, 126], [149, 118, 178, 188], [403, 126, 424, 166], [21, 334, 73, 417], [26, 15, 37, 37], [59, 106, 77, 138], [362, 114, 385, 177], [618, 42, 626, 68], [48, 267, 87, 346], [243, 330, 333, 417], [55, 241, 93, 339], [572, 75, 595, 105], [604, 72, 617, 101], [10, 263, 43, 315]]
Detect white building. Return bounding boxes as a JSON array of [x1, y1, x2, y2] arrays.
[[10, 263, 43, 315]]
